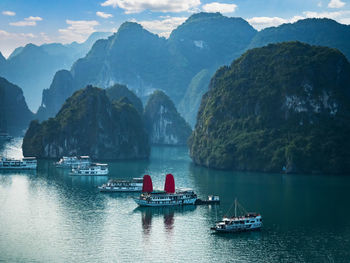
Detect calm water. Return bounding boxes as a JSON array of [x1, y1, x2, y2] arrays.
[[0, 138, 350, 262]]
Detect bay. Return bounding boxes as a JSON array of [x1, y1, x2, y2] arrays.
[[0, 138, 349, 262]]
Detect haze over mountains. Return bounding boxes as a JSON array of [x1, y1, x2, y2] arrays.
[[32, 13, 350, 128], [0, 32, 111, 111]]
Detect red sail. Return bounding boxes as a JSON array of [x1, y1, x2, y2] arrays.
[[142, 175, 153, 193], [164, 174, 175, 193]]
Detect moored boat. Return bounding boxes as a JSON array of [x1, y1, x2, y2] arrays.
[[211, 199, 262, 233], [134, 174, 198, 207], [70, 163, 108, 176], [98, 178, 143, 192], [55, 156, 91, 168], [0, 157, 37, 170]]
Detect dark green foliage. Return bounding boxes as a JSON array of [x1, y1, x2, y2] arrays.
[[144, 90, 192, 145], [189, 42, 350, 174], [106, 84, 143, 115], [0, 77, 33, 135], [23, 86, 150, 159]]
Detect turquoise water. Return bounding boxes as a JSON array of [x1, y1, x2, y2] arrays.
[[0, 139, 350, 262]]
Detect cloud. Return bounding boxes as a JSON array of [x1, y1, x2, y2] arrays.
[[58, 20, 99, 43], [9, 16, 43, 27], [25, 16, 43, 21], [0, 30, 40, 57], [96, 11, 113, 18], [135, 16, 187, 37], [328, 0, 346, 8], [247, 10, 350, 30], [247, 17, 289, 30], [202, 2, 237, 13], [100, 0, 201, 14], [2, 11, 16, 16]]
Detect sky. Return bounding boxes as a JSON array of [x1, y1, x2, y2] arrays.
[[0, 0, 350, 57]]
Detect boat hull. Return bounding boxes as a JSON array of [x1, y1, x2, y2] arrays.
[[134, 197, 197, 207], [0, 166, 36, 170], [212, 225, 262, 233]]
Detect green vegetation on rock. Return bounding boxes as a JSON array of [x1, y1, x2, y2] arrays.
[[23, 85, 150, 159], [189, 42, 350, 174]]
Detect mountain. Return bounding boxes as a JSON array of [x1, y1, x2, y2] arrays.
[[22, 86, 150, 159], [249, 18, 350, 60], [39, 13, 257, 123], [178, 69, 213, 127], [0, 32, 111, 111], [36, 70, 74, 121], [189, 42, 350, 174], [106, 84, 143, 115], [144, 90, 192, 145], [0, 77, 33, 135]]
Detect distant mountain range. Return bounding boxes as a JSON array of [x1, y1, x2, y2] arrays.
[[36, 13, 350, 127], [0, 32, 111, 111]]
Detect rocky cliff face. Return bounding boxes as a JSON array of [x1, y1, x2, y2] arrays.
[[144, 91, 192, 145], [0, 77, 33, 135], [189, 42, 350, 174], [36, 70, 74, 121], [23, 86, 150, 159]]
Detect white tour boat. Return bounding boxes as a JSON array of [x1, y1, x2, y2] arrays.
[[55, 156, 91, 168], [0, 157, 37, 170], [211, 199, 262, 233], [134, 174, 198, 207], [98, 178, 143, 192], [70, 163, 108, 176]]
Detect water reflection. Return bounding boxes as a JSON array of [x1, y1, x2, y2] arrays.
[[134, 206, 197, 235]]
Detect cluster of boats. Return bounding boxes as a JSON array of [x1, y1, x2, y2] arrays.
[[55, 156, 109, 176], [0, 153, 263, 233], [98, 173, 262, 233]]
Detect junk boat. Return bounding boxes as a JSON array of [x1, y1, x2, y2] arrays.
[[0, 157, 37, 170], [134, 174, 197, 207], [55, 156, 91, 168], [70, 163, 108, 176], [211, 198, 262, 233], [98, 178, 143, 192]]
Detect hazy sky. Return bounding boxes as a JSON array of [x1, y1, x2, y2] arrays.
[[0, 0, 349, 57]]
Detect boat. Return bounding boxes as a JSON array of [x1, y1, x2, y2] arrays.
[[211, 199, 262, 233], [55, 156, 91, 168], [70, 163, 108, 176], [0, 157, 37, 170], [134, 174, 198, 207], [195, 195, 220, 205], [98, 178, 143, 192]]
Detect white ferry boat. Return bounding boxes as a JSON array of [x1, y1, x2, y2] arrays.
[[70, 163, 108, 176], [0, 157, 37, 170], [211, 199, 262, 233], [98, 178, 143, 192], [134, 174, 198, 207], [55, 156, 91, 168]]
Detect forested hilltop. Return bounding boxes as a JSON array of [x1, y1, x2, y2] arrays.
[[189, 42, 350, 174]]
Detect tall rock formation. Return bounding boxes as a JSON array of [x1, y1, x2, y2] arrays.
[[190, 42, 350, 174], [144, 91, 192, 145], [23, 86, 150, 159], [0, 77, 33, 135]]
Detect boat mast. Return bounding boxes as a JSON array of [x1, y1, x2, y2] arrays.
[[234, 198, 237, 217]]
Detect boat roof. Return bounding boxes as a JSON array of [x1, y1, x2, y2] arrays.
[[95, 163, 108, 166], [23, 157, 36, 160], [80, 156, 90, 159], [108, 178, 143, 183]]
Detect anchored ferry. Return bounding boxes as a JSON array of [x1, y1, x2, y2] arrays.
[[211, 199, 262, 233], [70, 163, 108, 176], [134, 174, 197, 207], [55, 156, 91, 168], [0, 157, 37, 170], [98, 178, 143, 192]]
